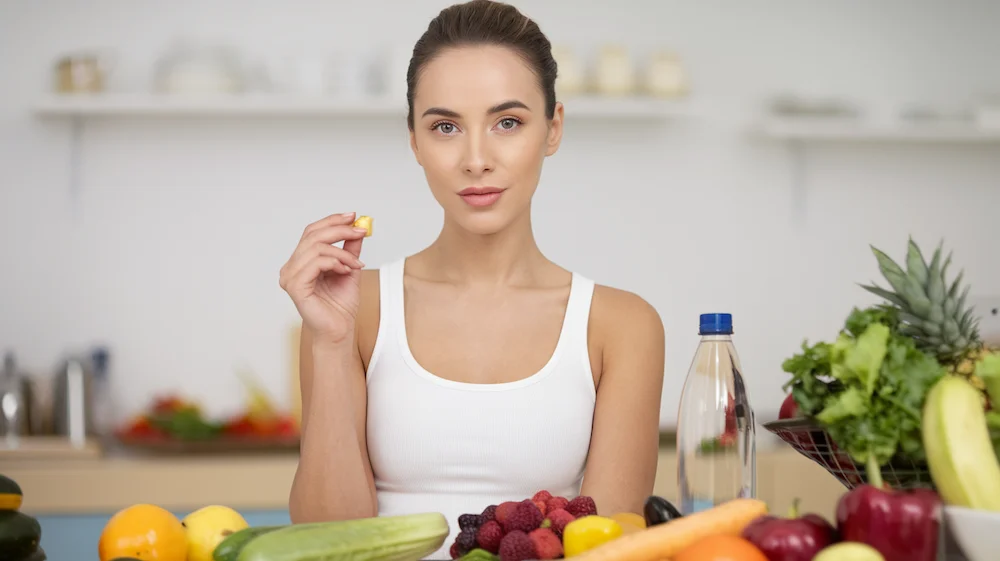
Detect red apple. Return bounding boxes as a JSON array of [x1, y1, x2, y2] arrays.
[[779, 393, 799, 419], [741, 499, 838, 561]]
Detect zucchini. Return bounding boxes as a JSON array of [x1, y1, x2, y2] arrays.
[[237, 512, 450, 561], [214, 525, 284, 561], [0, 474, 23, 511], [0, 510, 41, 560]]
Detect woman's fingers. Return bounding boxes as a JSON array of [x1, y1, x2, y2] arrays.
[[301, 211, 357, 239], [302, 224, 370, 248], [284, 243, 364, 284], [294, 256, 354, 288]]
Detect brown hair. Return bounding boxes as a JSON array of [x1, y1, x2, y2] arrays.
[[406, 0, 558, 130]]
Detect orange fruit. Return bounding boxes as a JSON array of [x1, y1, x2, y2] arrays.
[[98, 503, 187, 561], [674, 534, 768, 561]]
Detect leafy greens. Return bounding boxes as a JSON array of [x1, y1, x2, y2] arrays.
[[782, 305, 945, 467]]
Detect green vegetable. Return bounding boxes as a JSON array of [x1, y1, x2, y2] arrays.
[[459, 549, 499, 561], [150, 407, 223, 440], [237, 512, 450, 561], [214, 525, 284, 561], [783, 305, 946, 471]]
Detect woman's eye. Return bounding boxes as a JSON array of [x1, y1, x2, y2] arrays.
[[498, 118, 519, 130], [435, 123, 456, 134]]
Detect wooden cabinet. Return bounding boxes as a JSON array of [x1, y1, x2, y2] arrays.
[[654, 444, 848, 521]]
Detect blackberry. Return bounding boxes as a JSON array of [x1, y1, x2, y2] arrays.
[[457, 527, 479, 552], [459, 513, 482, 531], [481, 504, 498, 523]]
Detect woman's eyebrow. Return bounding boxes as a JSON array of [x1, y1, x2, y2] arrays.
[[420, 99, 531, 119]]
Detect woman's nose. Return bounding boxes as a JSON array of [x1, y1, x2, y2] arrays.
[[462, 131, 494, 175]]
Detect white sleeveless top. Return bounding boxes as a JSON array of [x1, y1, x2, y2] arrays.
[[365, 258, 598, 559]]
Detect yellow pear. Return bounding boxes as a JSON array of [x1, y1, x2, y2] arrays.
[[182, 505, 249, 561]]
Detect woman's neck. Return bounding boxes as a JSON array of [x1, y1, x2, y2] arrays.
[[416, 210, 551, 287]]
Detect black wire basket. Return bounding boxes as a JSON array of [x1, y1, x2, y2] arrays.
[[763, 418, 936, 490]]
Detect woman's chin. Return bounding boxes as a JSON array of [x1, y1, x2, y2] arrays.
[[450, 209, 517, 236]]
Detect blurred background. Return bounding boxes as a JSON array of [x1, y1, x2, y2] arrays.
[[1, 0, 999, 559]]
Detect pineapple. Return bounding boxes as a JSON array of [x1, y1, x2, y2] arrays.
[[860, 238, 987, 388]]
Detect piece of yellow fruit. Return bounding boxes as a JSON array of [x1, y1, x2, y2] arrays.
[[610, 512, 646, 530], [566, 498, 768, 561], [353, 215, 373, 237]]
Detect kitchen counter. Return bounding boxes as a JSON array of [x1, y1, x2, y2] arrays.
[[4, 433, 844, 518]]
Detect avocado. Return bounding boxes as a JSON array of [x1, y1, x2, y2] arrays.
[[0, 510, 41, 560]]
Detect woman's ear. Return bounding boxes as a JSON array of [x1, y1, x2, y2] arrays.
[[545, 102, 564, 157]]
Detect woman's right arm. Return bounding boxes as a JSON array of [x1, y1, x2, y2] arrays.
[[290, 324, 377, 521], [279, 211, 378, 521]]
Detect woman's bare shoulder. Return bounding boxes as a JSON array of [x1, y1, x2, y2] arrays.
[[590, 285, 665, 375], [591, 285, 663, 336]]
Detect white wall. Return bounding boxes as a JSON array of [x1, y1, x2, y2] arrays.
[[1, 0, 998, 430]]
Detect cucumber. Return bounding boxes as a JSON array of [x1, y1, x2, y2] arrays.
[[922, 375, 1000, 511], [0, 510, 41, 560], [214, 525, 284, 561], [237, 512, 450, 561]]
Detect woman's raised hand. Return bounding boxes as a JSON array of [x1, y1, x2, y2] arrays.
[[279, 211, 369, 345]]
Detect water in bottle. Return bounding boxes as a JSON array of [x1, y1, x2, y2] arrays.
[[676, 313, 756, 514]]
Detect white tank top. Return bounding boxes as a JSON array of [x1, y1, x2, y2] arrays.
[[365, 258, 598, 559]]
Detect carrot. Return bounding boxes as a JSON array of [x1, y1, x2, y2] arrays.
[[568, 498, 768, 561]]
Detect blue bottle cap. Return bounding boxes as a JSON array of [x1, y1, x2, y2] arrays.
[[699, 313, 733, 335]]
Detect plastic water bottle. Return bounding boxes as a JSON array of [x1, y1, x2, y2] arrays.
[[676, 313, 756, 514]]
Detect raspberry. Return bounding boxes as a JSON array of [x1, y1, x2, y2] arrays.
[[528, 528, 563, 560], [481, 504, 498, 523], [546, 496, 569, 512], [450, 542, 460, 559], [457, 528, 478, 552], [499, 530, 537, 561], [495, 501, 519, 525], [542, 508, 575, 538], [531, 490, 553, 503], [566, 495, 598, 518], [533, 500, 548, 516], [476, 520, 504, 554], [459, 513, 482, 531], [502, 499, 544, 534]]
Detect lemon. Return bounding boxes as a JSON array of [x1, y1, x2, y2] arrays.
[[182, 505, 249, 561]]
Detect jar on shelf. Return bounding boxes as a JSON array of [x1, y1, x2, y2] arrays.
[[644, 51, 688, 99], [552, 46, 586, 99], [594, 45, 635, 97]]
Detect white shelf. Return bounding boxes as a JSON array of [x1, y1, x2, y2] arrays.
[[758, 116, 1000, 142], [32, 93, 693, 120]]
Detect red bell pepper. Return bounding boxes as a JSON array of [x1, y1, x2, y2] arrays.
[[835, 456, 942, 561]]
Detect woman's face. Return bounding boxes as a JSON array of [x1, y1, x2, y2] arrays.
[[409, 45, 563, 236]]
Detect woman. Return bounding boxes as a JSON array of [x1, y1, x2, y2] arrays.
[[278, 0, 665, 556]]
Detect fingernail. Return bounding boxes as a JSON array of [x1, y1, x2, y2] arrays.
[[357, 260, 366, 268], [343, 211, 356, 217], [354, 228, 369, 234]]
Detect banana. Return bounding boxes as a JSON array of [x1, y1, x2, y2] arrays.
[[922, 375, 1000, 511]]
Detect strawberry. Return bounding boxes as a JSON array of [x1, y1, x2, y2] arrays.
[[545, 496, 569, 512], [495, 501, 519, 525], [528, 528, 563, 560], [542, 508, 575, 538]]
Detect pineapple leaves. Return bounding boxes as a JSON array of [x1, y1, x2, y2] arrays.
[[864, 238, 982, 363], [905, 238, 929, 288]]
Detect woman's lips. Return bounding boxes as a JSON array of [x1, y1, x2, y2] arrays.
[[458, 187, 504, 207]]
